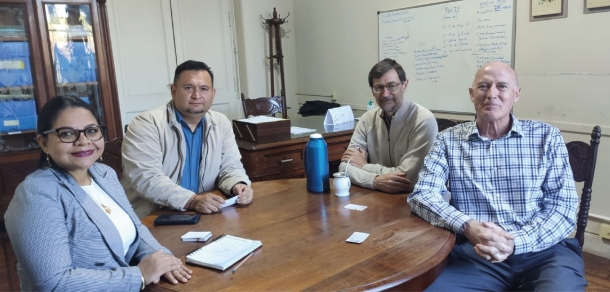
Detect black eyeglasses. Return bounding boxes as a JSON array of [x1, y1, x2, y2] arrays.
[[372, 82, 404, 93], [43, 125, 105, 143]]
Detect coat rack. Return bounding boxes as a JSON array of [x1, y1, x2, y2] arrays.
[[261, 8, 289, 119]]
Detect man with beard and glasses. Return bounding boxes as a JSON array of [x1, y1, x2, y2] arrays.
[[122, 60, 253, 218], [339, 58, 438, 194]]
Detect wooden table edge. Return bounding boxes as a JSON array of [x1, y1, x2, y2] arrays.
[[342, 232, 456, 292]]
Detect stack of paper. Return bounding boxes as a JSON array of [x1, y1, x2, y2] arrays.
[[181, 231, 212, 242], [290, 126, 316, 135], [237, 116, 285, 124]]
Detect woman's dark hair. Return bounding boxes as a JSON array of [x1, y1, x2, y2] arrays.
[[36, 95, 102, 169]]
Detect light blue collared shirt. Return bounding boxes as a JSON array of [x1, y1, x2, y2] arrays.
[[175, 110, 204, 193], [408, 115, 578, 255]]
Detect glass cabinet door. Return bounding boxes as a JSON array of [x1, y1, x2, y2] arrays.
[[0, 3, 39, 152], [43, 3, 104, 125]]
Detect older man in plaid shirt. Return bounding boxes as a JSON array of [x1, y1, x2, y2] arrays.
[[408, 62, 587, 291]]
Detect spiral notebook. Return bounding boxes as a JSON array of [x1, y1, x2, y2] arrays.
[[186, 234, 262, 271]]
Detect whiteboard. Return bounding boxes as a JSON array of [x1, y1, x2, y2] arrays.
[[379, 0, 516, 114]]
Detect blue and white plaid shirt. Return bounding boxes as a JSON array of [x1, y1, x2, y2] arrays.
[[408, 116, 578, 255]]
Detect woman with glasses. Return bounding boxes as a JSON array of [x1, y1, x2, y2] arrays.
[[4, 96, 192, 291]]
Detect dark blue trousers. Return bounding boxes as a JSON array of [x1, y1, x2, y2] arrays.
[[425, 238, 587, 291]]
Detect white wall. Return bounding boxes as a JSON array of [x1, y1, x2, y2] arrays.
[[292, 0, 610, 257], [107, 0, 609, 257], [512, 1, 610, 246], [234, 0, 297, 116], [293, 0, 383, 108]]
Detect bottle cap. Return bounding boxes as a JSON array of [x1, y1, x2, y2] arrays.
[[310, 133, 323, 139]]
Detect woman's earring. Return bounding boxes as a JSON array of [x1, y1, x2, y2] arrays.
[[46, 154, 52, 167]]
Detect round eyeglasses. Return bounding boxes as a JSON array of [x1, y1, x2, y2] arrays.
[[371, 81, 404, 94], [43, 125, 105, 143]]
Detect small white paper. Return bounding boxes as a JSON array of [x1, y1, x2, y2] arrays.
[[323, 120, 355, 133], [237, 116, 285, 124], [290, 126, 316, 135], [346, 232, 370, 244], [324, 105, 354, 125], [344, 204, 367, 211], [181, 231, 212, 242], [221, 196, 238, 208]]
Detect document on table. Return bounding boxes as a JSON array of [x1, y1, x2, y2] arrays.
[[346, 232, 370, 244], [186, 235, 262, 271], [344, 204, 367, 211], [237, 116, 285, 124], [290, 126, 316, 135]]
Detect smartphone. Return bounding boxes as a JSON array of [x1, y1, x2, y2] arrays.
[[153, 214, 201, 226]]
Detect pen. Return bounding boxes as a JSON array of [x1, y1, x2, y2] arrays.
[[232, 252, 254, 273]]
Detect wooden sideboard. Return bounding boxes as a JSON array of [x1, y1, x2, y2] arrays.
[[236, 114, 360, 181]]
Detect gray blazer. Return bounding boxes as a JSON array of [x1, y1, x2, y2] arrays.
[[4, 163, 170, 291]]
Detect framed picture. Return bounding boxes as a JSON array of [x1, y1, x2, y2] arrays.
[[530, 0, 568, 21], [584, 0, 610, 13]]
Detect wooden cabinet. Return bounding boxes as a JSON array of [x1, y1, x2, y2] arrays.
[[236, 114, 357, 181], [0, 0, 120, 288], [238, 131, 352, 182], [0, 0, 121, 219]]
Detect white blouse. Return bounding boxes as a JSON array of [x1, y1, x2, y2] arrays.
[[81, 180, 136, 256]]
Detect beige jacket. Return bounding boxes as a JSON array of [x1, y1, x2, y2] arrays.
[[339, 98, 437, 190], [121, 101, 250, 218]]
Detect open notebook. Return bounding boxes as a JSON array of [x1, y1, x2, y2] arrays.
[[186, 234, 262, 271]]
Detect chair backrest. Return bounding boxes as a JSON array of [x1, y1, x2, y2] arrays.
[[436, 118, 459, 133], [241, 92, 287, 119], [567, 125, 601, 248], [100, 137, 124, 180]]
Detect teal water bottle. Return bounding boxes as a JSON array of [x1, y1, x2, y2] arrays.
[[304, 133, 330, 192]]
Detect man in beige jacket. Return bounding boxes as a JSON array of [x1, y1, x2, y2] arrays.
[[339, 58, 437, 193], [122, 60, 252, 218]]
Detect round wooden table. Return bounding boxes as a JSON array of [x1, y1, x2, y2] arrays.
[[143, 179, 454, 291]]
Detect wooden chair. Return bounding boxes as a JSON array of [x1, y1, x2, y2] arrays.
[[567, 125, 601, 248], [100, 137, 124, 180], [436, 118, 459, 133], [241, 92, 287, 119]]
